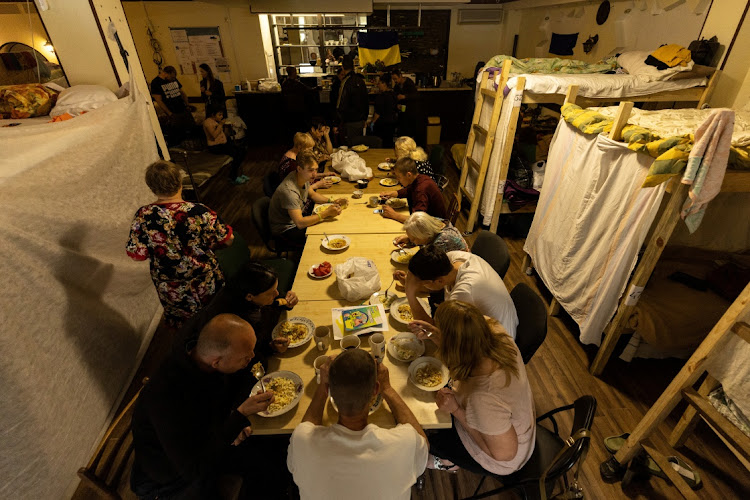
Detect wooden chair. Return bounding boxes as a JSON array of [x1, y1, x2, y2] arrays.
[[446, 194, 460, 226], [77, 379, 148, 500]]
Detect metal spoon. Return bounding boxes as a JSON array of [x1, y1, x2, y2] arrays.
[[323, 232, 330, 245], [252, 363, 266, 393]]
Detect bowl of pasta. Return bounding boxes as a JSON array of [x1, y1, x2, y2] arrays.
[[387, 332, 425, 363], [271, 317, 315, 348], [408, 357, 449, 392], [321, 234, 350, 251], [250, 370, 304, 417], [389, 297, 430, 326]]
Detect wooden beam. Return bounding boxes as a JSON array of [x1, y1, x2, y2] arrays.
[[697, 69, 721, 109], [641, 444, 701, 500], [457, 71, 489, 206], [521, 253, 532, 275], [466, 156, 480, 173], [564, 85, 579, 105], [734, 321, 750, 344], [613, 282, 750, 465], [590, 182, 689, 376], [472, 124, 488, 139], [720, 171, 750, 193], [669, 374, 720, 448], [480, 88, 498, 99], [548, 297, 561, 316], [682, 387, 750, 463], [609, 101, 634, 141]]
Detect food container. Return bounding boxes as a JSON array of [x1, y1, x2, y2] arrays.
[[352, 190, 363, 199], [367, 196, 380, 208], [357, 179, 369, 189]]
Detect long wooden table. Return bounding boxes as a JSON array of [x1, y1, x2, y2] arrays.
[[248, 300, 451, 434]]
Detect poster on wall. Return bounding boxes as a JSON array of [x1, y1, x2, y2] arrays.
[[169, 27, 230, 79]]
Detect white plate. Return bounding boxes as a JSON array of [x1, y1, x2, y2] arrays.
[[329, 390, 382, 415], [391, 248, 418, 265], [250, 370, 304, 417], [352, 144, 369, 152], [408, 357, 450, 392], [321, 234, 350, 251], [377, 162, 393, 171], [308, 264, 332, 279], [388, 332, 425, 363], [379, 178, 399, 187], [368, 291, 399, 312], [271, 317, 315, 348], [325, 175, 341, 184], [313, 203, 333, 215], [389, 297, 430, 325]]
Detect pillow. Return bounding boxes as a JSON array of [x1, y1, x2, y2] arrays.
[[0, 83, 58, 118], [668, 64, 715, 81], [617, 51, 694, 81], [50, 84, 117, 117]]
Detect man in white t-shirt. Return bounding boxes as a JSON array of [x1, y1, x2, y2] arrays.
[[402, 247, 518, 339], [287, 349, 428, 500]]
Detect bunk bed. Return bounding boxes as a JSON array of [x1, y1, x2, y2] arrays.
[[456, 55, 722, 233], [520, 96, 750, 376]]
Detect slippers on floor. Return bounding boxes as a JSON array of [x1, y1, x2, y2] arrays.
[[427, 454, 460, 473], [604, 433, 666, 479], [667, 456, 702, 490]]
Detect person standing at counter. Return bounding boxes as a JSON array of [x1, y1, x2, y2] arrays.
[[282, 66, 317, 135], [336, 57, 369, 145], [199, 63, 226, 115], [368, 73, 398, 148], [392, 69, 419, 140]]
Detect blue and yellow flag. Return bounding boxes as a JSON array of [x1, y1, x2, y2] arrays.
[[358, 31, 401, 67]]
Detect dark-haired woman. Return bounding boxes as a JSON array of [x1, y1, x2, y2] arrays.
[[199, 63, 226, 113]]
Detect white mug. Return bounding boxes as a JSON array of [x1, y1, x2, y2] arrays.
[[369, 333, 386, 362], [340, 335, 361, 350], [314, 355, 329, 384], [314, 326, 331, 352]]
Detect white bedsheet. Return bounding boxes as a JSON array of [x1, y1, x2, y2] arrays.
[[505, 73, 708, 99], [706, 302, 750, 418], [0, 115, 53, 128], [523, 121, 667, 345]]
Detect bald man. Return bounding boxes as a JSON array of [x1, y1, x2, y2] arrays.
[[131, 314, 288, 499]]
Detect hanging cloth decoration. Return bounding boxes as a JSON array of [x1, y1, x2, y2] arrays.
[[549, 33, 579, 56], [358, 30, 401, 67]]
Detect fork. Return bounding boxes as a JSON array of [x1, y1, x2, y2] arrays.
[[384, 277, 395, 298], [323, 232, 330, 245]]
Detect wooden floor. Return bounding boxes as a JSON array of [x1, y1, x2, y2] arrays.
[[74, 145, 750, 500]]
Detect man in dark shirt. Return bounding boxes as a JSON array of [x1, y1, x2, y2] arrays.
[[392, 68, 420, 139], [131, 314, 289, 499], [282, 66, 317, 134], [336, 56, 369, 145], [379, 157, 447, 223], [151, 65, 195, 146]]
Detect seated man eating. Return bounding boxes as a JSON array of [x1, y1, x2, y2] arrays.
[[131, 314, 291, 499], [379, 157, 447, 223], [400, 246, 518, 339], [269, 149, 347, 249], [288, 349, 428, 500]]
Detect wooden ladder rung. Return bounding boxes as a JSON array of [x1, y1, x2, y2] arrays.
[[732, 321, 750, 344], [466, 156, 480, 173], [480, 88, 498, 99], [472, 124, 488, 138], [500, 201, 537, 215], [459, 186, 474, 203], [641, 444, 701, 500], [681, 387, 750, 463]]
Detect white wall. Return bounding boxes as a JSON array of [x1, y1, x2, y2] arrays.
[[0, 4, 59, 64], [447, 7, 505, 78], [123, 0, 269, 98]]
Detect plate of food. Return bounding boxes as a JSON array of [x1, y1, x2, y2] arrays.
[[377, 162, 393, 171], [313, 203, 333, 215], [321, 234, 350, 251], [391, 247, 419, 265], [250, 370, 304, 417], [325, 175, 341, 184], [388, 332, 425, 362], [272, 317, 315, 348], [379, 178, 399, 187], [408, 357, 450, 392], [309, 261, 332, 279], [352, 144, 369, 152], [330, 390, 382, 415], [368, 291, 398, 311], [389, 297, 430, 325], [386, 198, 407, 208]]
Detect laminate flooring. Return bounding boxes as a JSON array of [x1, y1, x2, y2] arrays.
[[74, 145, 750, 500]]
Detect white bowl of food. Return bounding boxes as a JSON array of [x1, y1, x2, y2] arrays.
[[313, 203, 333, 215], [389, 297, 430, 325], [408, 357, 450, 392], [250, 370, 305, 416], [325, 175, 341, 184], [321, 234, 350, 251], [391, 247, 418, 265], [379, 178, 399, 187], [308, 262, 332, 279], [272, 317, 315, 348], [352, 144, 369, 152], [388, 332, 425, 363], [368, 291, 398, 311], [378, 162, 393, 171], [329, 390, 382, 415]]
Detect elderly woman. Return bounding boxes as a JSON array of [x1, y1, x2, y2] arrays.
[[393, 211, 468, 253], [411, 300, 535, 475], [393, 136, 436, 182], [126, 160, 234, 327]]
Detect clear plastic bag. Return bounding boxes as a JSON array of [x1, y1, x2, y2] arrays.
[[335, 258, 381, 301]]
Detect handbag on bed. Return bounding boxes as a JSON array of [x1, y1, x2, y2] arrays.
[[688, 36, 720, 67]]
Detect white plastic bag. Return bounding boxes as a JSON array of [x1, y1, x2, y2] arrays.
[[335, 257, 381, 301], [331, 150, 372, 181]]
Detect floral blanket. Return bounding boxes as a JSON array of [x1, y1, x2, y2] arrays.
[[484, 55, 618, 75], [0, 83, 58, 118]]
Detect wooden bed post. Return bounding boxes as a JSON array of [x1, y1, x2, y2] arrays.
[[697, 69, 721, 109], [669, 374, 720, 448], [457, 70, 490, 210], [564, 85, 579, 105], [609, 101, 634, 140], [488, 76, 527, 233]]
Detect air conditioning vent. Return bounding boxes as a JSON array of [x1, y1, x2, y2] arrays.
[[458, 8, 503, 25]]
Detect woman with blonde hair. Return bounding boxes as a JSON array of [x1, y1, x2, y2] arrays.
[[393, 211, 467, 253], [278, 132, 332, 199], [411, 300, 535, 475], [393, 136, 436, 182]]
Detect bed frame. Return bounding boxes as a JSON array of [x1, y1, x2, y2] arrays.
[[457, 59, 722, 234], [522, 98, 750, 376]]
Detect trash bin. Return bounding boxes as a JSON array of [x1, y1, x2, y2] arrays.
[[426, 116, 441, 145]]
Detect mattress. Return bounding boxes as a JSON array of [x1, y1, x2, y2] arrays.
[[0, 115, 53, 127], [504, 73, 708, 99]]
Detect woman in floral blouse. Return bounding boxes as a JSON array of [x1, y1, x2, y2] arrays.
[[127, 160, 234, 327]]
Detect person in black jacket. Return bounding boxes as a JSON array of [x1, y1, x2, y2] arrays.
[[131, 314, 291, 499], [336, 56, 369, 145], [392, 68, 420, 139], [367, 73, 398, 147], [199, 63, 226, 115]]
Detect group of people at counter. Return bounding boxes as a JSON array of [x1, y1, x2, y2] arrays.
[[125, 137, 535, 498]]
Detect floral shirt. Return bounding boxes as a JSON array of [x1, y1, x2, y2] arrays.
[[126, 202, 232, 326], [312, 136, 330, 162], [416, 160, 438, 184], [429, 221, 469, 253]]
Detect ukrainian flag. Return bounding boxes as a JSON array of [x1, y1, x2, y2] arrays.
[[358, 31, 401, 67]]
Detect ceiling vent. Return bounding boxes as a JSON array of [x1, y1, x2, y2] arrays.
[[457, 8, 503, 25]]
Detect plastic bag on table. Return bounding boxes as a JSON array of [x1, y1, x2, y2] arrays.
[[335, 257, 381, 302], [331, 150, 372, 181]]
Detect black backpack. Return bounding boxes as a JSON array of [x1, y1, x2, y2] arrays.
[[688, 36, 720, 66]]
